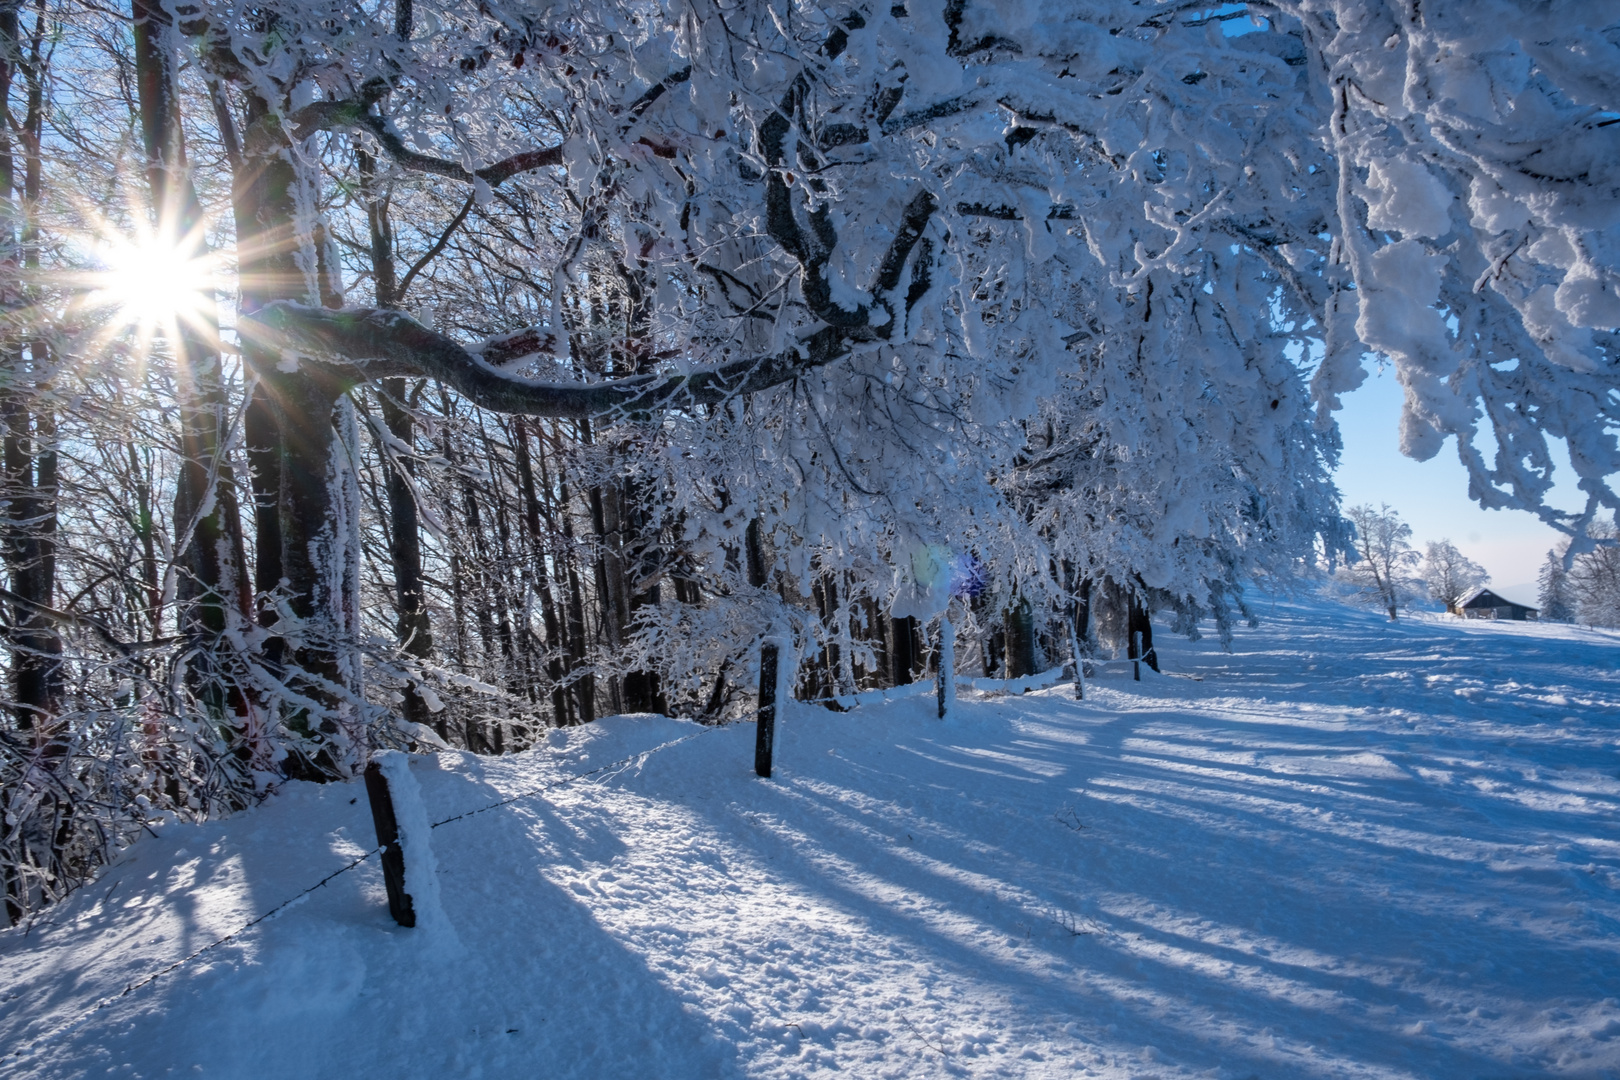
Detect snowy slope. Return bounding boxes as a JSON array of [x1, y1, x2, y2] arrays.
[[2, 598, 1617, 1080]]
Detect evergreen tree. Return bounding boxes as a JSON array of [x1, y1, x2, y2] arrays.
[[1537, 547, 1576, 623]]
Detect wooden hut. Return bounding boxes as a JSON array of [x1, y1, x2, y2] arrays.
[[1452, 588, 1539, 621]]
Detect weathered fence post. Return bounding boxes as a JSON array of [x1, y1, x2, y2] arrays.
[[363, 760, 417, 927], [1131, 631, 1142, 682], [936, 614, 955, 719]]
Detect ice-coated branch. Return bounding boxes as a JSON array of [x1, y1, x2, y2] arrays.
[[242, 304, 849, 419], [956, 202, 1077, 221]]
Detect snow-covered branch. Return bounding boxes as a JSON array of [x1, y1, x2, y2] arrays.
[[243, 304, 848, 419]]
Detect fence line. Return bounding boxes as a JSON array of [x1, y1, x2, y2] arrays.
[[4, 662, 1163, 1063], [4, 720, 740, 1066]]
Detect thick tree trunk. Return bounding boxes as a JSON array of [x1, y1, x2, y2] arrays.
[[1, 392, 59, 733], [866, 596, 891, 688], [618, 477, 666, 715], [582, 416, 665, 715], [379, 381, 434, 729], [0, 1, 62, 924], [262, 363, 352, 774], [807, 573, 847, 708], [222, 84, 360, 776], [1128, 591, 1159, 673]]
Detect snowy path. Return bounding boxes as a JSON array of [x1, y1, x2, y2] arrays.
[[2, 599, 1618, 1079]]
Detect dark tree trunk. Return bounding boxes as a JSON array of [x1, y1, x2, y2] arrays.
[[807, 574, 847, 708], [379, 380, 434, 725], [0, 9, 60, 738], [357, 147, 436, 736], [890, 615, 918, 686], [262, 363, 352, 773], [558, 475, 594, 725], [132, 0, 251, 741], [618, 476, 666, 715], [586, 477, 624, 715], [0, 2, 62, 924], [1128, 591, 1159, 673], [517, 420, 572, 726], [865, 596, 891, 689], [581, 416, 664, 715], [1004, 595, 1038, 679], [223, 82, 360, 776]]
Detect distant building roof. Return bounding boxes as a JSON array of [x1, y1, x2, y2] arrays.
[[1459, 587, 1538, 613]]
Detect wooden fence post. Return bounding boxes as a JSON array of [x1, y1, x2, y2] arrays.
[[746, 518, 778, 779], [1067, 618, 1085, 701], [755, 640, 778, 778], [363, 760, 417, 927]]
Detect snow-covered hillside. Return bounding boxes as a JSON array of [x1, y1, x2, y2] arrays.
[[2, 598, 1617, 1079]]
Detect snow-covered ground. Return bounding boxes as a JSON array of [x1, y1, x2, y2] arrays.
[[3, 597, 1618, 1079]]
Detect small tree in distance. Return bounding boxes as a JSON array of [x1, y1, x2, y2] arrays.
[[1537, 546, 1576, 623], [1424, 540, 1489, 614], [1341, 505, 1422, 621]]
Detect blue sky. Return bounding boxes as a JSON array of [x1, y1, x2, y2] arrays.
[[1331, 365, 1576, 604]]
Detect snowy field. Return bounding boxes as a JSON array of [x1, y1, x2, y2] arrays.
[[2, 597, 1617, 1080]]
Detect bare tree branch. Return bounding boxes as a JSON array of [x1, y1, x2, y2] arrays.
[[396, 193, 476, 300], [289, 102, 564, 187]]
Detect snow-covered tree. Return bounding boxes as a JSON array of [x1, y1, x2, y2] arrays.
[[1423, 540, 1488, 612], [1537, 546, 1576, 623], [1340, 504, 1420, 619], [1569, 518, 1620, 628], [131, 0, 1612, 715]]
